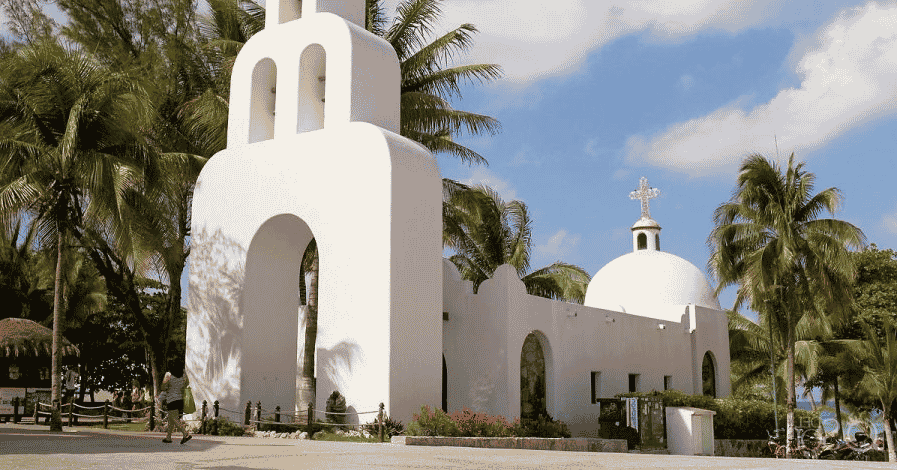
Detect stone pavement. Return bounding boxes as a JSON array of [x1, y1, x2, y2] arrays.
[[0, 423, 891, 469]]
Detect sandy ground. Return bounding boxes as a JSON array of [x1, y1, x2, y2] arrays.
[[0, 423, 892, 469]]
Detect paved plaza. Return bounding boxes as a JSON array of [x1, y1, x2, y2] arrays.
[[0, 424, 893, 469]]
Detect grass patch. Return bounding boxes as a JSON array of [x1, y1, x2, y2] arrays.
[[311, 431, 381, 443], [88, 422, 147, 432]]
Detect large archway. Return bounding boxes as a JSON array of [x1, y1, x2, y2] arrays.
[[702, 351, 717, 398], [520, 332, 548, 419], [242, 214, 314, 413]]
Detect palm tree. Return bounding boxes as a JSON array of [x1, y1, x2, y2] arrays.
[[853, 322, 897, 462], [445, 184, 590, 303], [708, 153, 864, 457], [0, 41, 153, 430]]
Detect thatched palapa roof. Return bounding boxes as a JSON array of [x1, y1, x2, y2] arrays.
[[0, 317, 80, 358]]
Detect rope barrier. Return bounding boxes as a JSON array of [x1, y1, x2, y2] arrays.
[[312, 409, 380, 415], [71, 404, 106, 410]]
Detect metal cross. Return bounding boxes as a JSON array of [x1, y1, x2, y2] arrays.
[[629, 177, 660, 219]]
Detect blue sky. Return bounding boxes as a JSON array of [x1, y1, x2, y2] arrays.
[[397, 0, 897, 315], [5, 1, 897, 318]]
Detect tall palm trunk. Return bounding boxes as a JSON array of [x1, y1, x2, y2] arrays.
[[786, 317, 796, 458], [883, 406, 896, 462], [297, 242, 318, 412], [49, 228, 64, 431], [834, 377, 844, 440]]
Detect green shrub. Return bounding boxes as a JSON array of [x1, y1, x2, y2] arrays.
[[450, 408, 512, 437], [362, 415, 405, 438], [325, 391, 347, 425], [216, 417, 246, 436], [405, 405, 459, 437], [616, 390, 820, 440], [511, 414, 571, 438]]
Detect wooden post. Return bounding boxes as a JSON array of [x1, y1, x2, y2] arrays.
[[201, 400, 208, 434], [12, 397, 19, 424], [212, 400, 219, 436], [33, 400, 38, 424], [378, 403, 384, 443], [67, 401, 73, 427], [255, 401, 261, 427], [103, 400, 109, 429], [244, 401, 251, 426], [307, 403, 313, 427], [275, 406, 281, 423]]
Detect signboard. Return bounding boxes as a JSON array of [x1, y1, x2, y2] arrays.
[[0, 388, 26, 415]]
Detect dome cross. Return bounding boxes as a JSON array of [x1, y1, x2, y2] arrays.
[[629, 177, 660, 219]]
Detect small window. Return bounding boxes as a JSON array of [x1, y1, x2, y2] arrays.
[[664, 375, 673, 391], [655, 234, 660, 251], [591, 371, 602, 403], [628, 373, 639, 393], [637, 233, 647, 250]]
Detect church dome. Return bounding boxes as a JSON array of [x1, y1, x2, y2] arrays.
[[583, 250, 721, 312], [585, 177, 721, 315]]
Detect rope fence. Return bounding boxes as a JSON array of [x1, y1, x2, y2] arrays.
[[201, 400, 388, 441], [15, 396, 389, 442]]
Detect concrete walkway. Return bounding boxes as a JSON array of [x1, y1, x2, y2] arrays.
[[0, 423, 891, 469]]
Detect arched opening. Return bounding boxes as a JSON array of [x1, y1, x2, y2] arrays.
[[637, 233, 647, 250], [702, 351, 717, 398], [298, 44, 326, 133], [441, 355, 447, 412], [249, 58, 277, 143], [521, 332, 547, 419], [655, 234, 660, 251], [242, 214, 314, 413]]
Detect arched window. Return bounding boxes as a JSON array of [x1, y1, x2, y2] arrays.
[[637, 233, 647, 250], [248, 58, 277, 143], [521, 333, 547, 419], [298, 44, 326, 133], [442, 355, 447, 412], [655, 234, 660, 251], [702, 352, 716, 398]]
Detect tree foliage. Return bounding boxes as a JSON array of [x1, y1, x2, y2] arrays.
[[445, 184, 590, 303], [709, 153, 864, 456]]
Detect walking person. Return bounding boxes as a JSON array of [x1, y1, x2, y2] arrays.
[[158, 364, 192, 444], [131, 382, 143, 418]]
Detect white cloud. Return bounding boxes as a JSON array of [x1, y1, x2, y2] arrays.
[[462, 167, 517, 201], [884, 211, 897, 235], [624, 2, 897, 176], [536, 229, 581, 261], [380, 0, 827, 86], [678, 74, 696, 91], [510, 147, 541, 167]]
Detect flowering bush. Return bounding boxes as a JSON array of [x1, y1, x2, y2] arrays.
[[406, 405, 459, 436], [405, 405, 571, 438], [450, 408, 513, 437]]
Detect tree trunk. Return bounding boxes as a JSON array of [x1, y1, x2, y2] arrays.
[[834, 377, 844, 441], [298, 241, 318, 413], [50, 228, 64, 431], [786, 318, 796, 458], [883, 406, 896, 463]]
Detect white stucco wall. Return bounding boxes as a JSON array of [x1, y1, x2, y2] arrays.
[[187, 4, 441, 425], [442, 263, 731, 438]]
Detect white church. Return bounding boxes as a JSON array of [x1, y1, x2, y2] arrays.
[[185, 0, 730, 437]]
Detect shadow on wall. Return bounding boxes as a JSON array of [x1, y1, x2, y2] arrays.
[[187, 227, 246, 409], [316, 340, 363, 413]]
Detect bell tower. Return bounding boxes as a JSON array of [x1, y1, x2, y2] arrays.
[[187, 0, 443, 423]]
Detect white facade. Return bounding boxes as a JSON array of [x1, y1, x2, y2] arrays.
[[186, 0, 442, 423], [185, 2, 730, 430]]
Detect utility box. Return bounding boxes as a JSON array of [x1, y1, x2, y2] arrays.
[[665, 407, 716, 456]]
